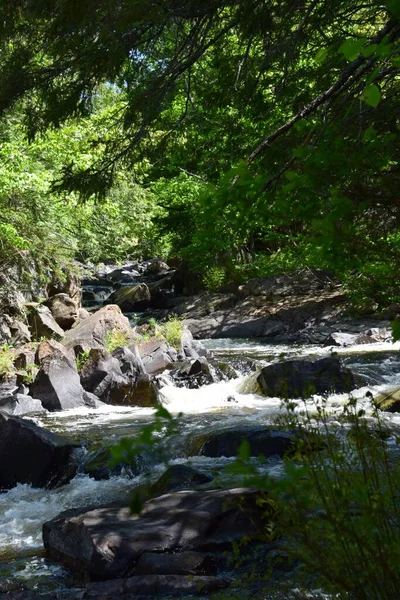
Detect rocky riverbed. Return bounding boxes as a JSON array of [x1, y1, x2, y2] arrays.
[[1, 260, 399, 599]]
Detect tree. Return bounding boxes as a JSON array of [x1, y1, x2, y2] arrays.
[[0, 0, 399, 304]]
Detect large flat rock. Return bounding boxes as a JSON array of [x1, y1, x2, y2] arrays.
[[43, 488, 264, 580]]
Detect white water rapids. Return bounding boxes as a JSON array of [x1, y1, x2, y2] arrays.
[[1, 338, 400, 591]]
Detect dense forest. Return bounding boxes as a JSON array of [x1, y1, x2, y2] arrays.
[[1, 3, 400, 600], [0, 0, 399, 308]]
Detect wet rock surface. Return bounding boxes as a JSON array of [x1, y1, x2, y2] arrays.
[[257, 357, 357, 398], [193, 427, 294, 458], [0, 414, 79, 490], [43, 488, 264, 580]]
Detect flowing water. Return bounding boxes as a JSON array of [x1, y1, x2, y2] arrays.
[[2, 338, 400, 593]]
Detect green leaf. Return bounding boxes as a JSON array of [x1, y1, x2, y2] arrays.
[[391, 57, 400, 68], [362, 85, 381, 108], [238, 439, 251, 461], [339, 38, 366, 61], [315, 48, 328, 64], [362, 44, 378, 58], [384, 0, 400, 20], [391, 320, 400, 343]]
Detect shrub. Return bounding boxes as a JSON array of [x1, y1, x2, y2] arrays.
[[105, 328, 131, 353], [157, 316, 184, 350], [230, 395, 400, 599], [202, 266, 226, 293], [0, 344, 15, 378]]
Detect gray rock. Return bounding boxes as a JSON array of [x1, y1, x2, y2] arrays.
[[27, 304, 65, 341], [0, 414, 78, 490], [43, 488, 263, 580], [257, 357, 356, 398], [107, 284, 151, 312], [30, 339, 86, 411], [0, 393, 46, 416], [81, 349, 158, 407], [82, 390, 106, 408], [173, 357, 215, 388], [112, 345, 145, 378], [45, 294, 78, 330], [140, 339, 174, 375], [63, 305, 133, 353]]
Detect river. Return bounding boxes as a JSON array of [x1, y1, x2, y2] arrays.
[[1, 338, 400, 594]]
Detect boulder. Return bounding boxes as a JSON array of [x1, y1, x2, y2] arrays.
[[150, 465, 213, 496], [0, 393, 46, 416], [173, 357, 215, 388], [80, 349, 158, 407], [46, 269, 82, 307], [85, 575, 228, 598], [8, 318, 31, 345], [77, 307, 90, 320], [192, 427, 294, 458], [30, 339, 86, 411], [80, 349, 128, 403], [107, 284, 151, 312], [43, 488, 264, 580], [112, 345, 145, 378], [45, 294, 78, 330], [257, 357, 356, 398], [63, 305, 133, 353], [27, 304, 65, 341], [0, 414, 78, 490], [139, 339, 175, 375], [145, 258, 170, 275], [323, 331, 387, 347], [179, 327, 200, 359], [130, 373, 159, 407]]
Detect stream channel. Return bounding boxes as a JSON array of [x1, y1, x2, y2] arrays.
[[1, 337, 400, 595]]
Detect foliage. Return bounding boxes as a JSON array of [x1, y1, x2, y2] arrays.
[[228, 395, 400, 599], [0, 2, 399, 305], [0, 344, 15, 378], [203, 266, 227, 293], [105, 328, 131, 353], [75, 350, 90, 373], [156, 316, 184, 350]]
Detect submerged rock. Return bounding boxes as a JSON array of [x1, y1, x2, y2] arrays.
[[257, 357, 356, 398], [192, 427, 294, 458], [43, 488, 264, 580], [0, 414, 78, 490]]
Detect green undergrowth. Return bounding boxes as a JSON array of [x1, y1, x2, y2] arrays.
[[0, 344, 15, 378], [227, 394, 400, 600]]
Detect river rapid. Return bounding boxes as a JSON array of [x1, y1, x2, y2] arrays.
[[1, 338, 400, 593]]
